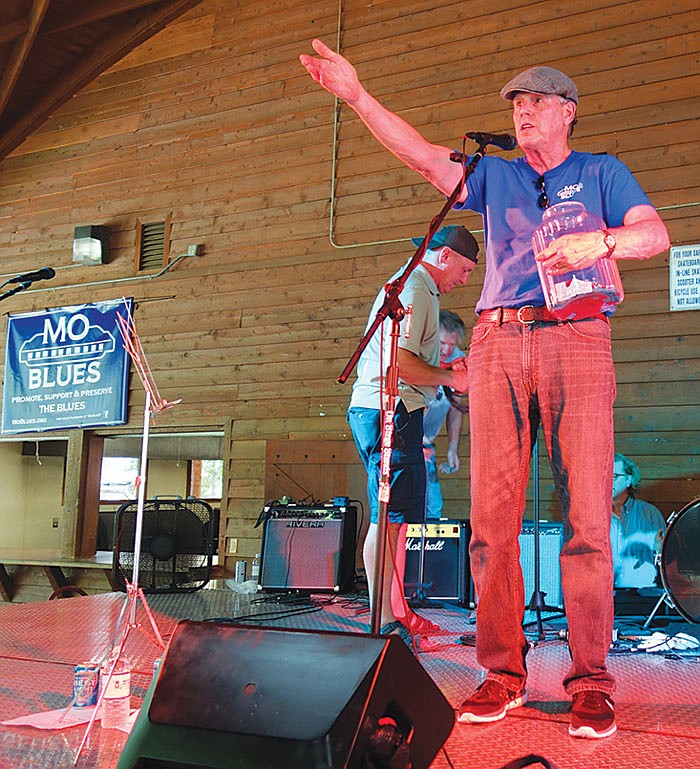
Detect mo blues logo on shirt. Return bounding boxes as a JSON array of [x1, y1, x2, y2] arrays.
[[2, 298, 132, 434], [555, 182, 584, 201]]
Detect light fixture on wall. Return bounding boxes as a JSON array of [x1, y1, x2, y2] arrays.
[[72, 225, 109, 265]]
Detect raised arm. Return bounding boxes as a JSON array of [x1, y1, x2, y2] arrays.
[[300, 38, 464, 198]]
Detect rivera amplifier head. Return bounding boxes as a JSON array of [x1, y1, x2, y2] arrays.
[[259, 505, 357, 592]]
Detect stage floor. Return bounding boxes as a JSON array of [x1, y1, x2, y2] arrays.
[[0, 586, 698, 769]]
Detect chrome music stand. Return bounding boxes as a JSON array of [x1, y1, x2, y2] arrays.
[[75, 300, 179, 764]]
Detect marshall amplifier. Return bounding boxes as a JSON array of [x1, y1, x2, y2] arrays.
[[259, 505, 357, 593], [403, 520, 470, 605]]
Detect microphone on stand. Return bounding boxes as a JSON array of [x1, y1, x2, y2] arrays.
[[449, 132, 518, 163], [5, 267, 56, 284], [464, 131, 518, 151]]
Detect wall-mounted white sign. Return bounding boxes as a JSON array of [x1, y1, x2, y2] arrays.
[[669, 244, 700, 311]]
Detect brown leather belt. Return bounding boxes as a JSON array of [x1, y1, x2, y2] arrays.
[[477, 305, 608, 325]]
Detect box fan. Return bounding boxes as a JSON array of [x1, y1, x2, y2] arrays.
[[112, 496, 214, 593]]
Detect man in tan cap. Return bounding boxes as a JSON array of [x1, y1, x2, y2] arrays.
[[301, 41, 670, 739]]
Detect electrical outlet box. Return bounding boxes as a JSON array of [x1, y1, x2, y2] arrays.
[[186, 244, 200, 256], [227, 538, 238, 554]]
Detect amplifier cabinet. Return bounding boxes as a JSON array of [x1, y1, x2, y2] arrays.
[[519, 521, 564, 609], [259, 506, 357, 593], [404, 520, 470, 605]]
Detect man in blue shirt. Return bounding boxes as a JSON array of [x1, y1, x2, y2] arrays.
[[611, 453, 666, 589], [302, 42, 670, 739]]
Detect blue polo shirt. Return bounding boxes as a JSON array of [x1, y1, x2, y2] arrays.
[[455, 151, 652, 313]]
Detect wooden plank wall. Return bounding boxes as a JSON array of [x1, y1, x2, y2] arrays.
[[0, 0, 698, 582]]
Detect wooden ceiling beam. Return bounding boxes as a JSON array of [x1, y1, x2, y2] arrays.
[[0, 1, 162, 45], [0, 0, 206, 161], [0, 0, 51, 121], [0, 18, 28, 47], [42, 0, 167, 36]]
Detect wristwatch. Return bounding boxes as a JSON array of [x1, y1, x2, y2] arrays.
[[601, 229, 616, 258]]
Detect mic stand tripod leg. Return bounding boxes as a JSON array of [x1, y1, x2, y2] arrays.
[[416, 521, 429, 603], [404, 469, 428, 608], [523, 432, 565, 641]]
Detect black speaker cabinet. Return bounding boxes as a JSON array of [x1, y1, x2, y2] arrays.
[[117, 620, 454, 769], [519, 521, 564, 609], [259, 505, 357, 592], [403, 520, 470, 604]]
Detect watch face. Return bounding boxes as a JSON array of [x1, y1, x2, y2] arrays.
[[604, 232, 616, 251]]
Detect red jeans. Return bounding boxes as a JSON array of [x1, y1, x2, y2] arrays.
[[467, 315, 616, 696]]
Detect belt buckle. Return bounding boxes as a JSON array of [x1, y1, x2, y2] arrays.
[[516, 305, 536, 325]]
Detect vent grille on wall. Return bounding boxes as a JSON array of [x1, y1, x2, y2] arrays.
[[136, 216, 171, 271]]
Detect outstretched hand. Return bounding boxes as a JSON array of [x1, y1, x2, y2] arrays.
[[299, 39, 362, 104]]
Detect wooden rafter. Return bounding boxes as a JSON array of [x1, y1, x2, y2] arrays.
[[41, 0, 166, 36], [0, 0, 206, 160], [0, 19, 28, 47], [0, 1, 162, 45], [0, 0, 51, 120]]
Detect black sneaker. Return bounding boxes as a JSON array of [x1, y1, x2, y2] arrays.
[[568, 690, 616, 738], [457, 679, 526, 723]]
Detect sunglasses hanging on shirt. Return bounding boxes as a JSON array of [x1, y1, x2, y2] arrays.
[[535, 175, 549, 209]]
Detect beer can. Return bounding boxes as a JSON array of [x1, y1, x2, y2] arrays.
[[235, 560, 247, 583], [73, 664, 100, 707]]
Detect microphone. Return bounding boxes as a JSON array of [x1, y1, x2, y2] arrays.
[[6, 267, 56, 284], [465, 131, 517, 151]]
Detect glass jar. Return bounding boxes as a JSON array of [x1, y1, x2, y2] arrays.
[[531, 201, 624, 320]]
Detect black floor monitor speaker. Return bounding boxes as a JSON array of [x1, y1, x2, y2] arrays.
[[404, 520, 470, 604], [519, 521, 564, 609], [117, 620, 455, 769], [259, 504, 357, 592]]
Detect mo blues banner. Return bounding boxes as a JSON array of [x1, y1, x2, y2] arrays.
[[2, 298, 133, 434]]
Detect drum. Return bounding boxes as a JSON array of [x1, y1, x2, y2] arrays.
[[659, 498, 700, 623]]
